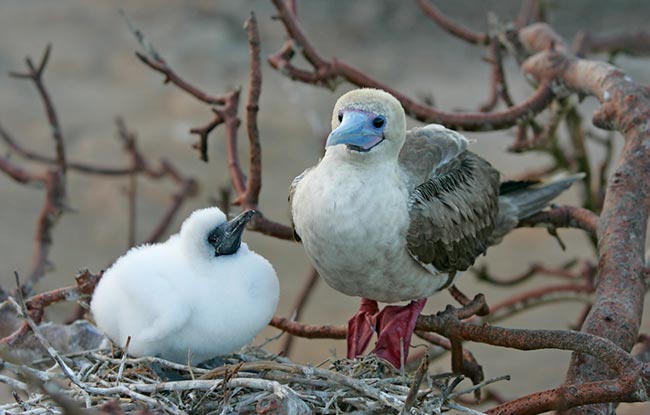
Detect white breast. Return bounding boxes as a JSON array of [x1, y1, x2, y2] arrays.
[[292, 154, 447, 303]]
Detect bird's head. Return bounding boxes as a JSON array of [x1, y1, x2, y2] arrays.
[[180, 207, 256, 260], [326, 88, 406, 161]]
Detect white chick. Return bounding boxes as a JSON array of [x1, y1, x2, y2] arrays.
[[90, 208, 279, 364]]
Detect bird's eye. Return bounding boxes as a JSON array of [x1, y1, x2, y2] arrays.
[[372, 116, 385, 128], [207, 227, 222, 244], [337, 112, 343, 122]]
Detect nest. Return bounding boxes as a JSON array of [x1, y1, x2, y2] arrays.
[[0, 320, 506, 414]]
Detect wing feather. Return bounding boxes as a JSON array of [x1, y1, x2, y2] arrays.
[[400, 125, 500, 273]]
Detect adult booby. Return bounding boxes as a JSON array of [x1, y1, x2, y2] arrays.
[[90, 208, 279, 364], [290, 88, 581, 367]]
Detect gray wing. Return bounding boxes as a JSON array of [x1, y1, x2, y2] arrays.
[[288, 167, 313, 242], [400, 124, 501, 273]]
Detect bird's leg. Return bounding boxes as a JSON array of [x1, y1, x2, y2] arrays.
[[373, 298, 427, 368], [347, 298, 380, 359]]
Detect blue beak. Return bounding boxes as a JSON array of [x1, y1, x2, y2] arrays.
[[326, 110, 384, 151]]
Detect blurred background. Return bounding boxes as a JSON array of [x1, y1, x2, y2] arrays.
[[1, 0, 649, 412]]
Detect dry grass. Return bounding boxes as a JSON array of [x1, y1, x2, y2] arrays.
[[0, 319, 508, 414]]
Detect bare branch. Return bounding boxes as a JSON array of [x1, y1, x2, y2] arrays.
[[269, 0, 555, 131], [416, 0, 489, 45], [518, 204, 599, 237], [521, 25, 650, 408], [9, 44, 66, 175], [244, 12, 263, 206], [0, 270, 101, 345], [573, 29, 650, 57]]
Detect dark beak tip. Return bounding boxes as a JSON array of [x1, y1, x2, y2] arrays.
[[243, 209, 257, 222]]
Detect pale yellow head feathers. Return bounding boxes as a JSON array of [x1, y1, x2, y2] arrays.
[[330, 88, 407, 158]]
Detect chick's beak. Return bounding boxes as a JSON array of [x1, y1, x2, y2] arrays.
[[211, 210, 256, 256]]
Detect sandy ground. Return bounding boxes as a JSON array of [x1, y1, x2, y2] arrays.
[[1, 1, 649, 412]]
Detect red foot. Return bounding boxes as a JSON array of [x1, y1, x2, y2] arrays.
[[346, 298, 427, 368], [373, 298, 427, 368], [347, 298, 379, 359]]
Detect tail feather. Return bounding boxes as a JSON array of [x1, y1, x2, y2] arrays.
[[500, 173, 585, 220]]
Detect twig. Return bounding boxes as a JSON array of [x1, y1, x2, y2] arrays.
[[474, 284, 593, 324], [9, 44, 66, 175], [473, 260, 582, 286], [400, 352, 429, 414], [0, 270, 101, 345]]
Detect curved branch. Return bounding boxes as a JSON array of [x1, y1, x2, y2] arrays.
[[521, 23, 650, 411], [269, 0, 555, 130], [416, 0, 488, 45], [478, 283, 593, 324]]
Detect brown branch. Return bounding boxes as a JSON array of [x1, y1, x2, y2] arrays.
[[220, 92, 246, 195], [479, 37, 515, 112], [517, 204, 599, 237], [114, 119, 199, 245], [247, 212, 294, 240], [136, 50, 234, 162], [134, 52, 226, 106], [269, 295, 650, 412], [0, 163, 65, 287], [116, 117, 139, 247], [269, 0, 555, 131], [130, 16, 292, 241], [416, 0, 489, 45], [143, 169, 198, 244], [3, 46, 70, 286], [473, 261, 582, 286], [0, 123, 134, 174], [486, 376, 649, 415], [28, 169, 66, 284], [520, 25, 650, 412], [514, 0, 545, 30], [0, 155, 42, 184], [479, 283, 593, 323], [9, 44, 66, 175], [244, 12, 263, 206], [417, 310, 639, 379], [573, 30, 650, 57], [0, 270, 101, 345], [269, 316, 346, 339]]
